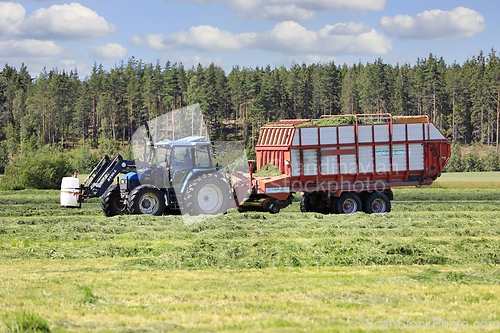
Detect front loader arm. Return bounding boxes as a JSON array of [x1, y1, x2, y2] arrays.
[[81, 155, 137, 199]]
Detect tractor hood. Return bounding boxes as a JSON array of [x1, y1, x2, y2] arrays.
[[121, 166, 162, 181]]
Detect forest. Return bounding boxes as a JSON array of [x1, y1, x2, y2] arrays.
[[1, 49, 500, 176]]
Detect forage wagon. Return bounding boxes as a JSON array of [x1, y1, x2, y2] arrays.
[[238, 114, 451, 214]]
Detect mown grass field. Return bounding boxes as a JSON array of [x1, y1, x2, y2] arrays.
[[1, 172, 500, 332], [431, 171, 500, 188]]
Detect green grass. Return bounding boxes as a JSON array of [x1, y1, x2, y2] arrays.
[[1, 263, 499, 332], [1, 183, 500, 331], [254, 163, 282, 177], [4, 310, 51, 333], [432, 171, 500, 188]]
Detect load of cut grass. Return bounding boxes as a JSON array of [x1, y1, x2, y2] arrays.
[[295, 116, 385, 127], [313, 117, 356, 126], [295, 117, 357, 127], [254, 162, 282, 177]]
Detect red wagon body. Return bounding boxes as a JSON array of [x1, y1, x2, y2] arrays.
[[239, 114, 451, 214]]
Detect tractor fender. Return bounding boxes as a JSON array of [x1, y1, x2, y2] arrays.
[[179, 169, 225, 193]]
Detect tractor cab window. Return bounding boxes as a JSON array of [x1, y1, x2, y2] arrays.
[[154, 147, 171, 168], [171, 147, 193, 170], [195, 146, 212, 168]]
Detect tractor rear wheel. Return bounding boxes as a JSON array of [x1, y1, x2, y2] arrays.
[[183, 173, 230, 215], [127, 185, 166, 216], [101, 185, 127, 217], [364, 192, 391, 214]]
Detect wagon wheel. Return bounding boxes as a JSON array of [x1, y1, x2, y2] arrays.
[[335, 192, 362, 214], [300, 195, 312, 213], [363, 192, 391, 214]]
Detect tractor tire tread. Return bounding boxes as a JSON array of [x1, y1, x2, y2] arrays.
[[182, 172, 229, 216], [127, 184, 165, 216], [101, 184, 126, 217]]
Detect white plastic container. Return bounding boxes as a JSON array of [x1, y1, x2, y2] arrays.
[[60, 177, 81, 208]]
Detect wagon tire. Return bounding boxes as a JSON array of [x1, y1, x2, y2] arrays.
[[268, 203, 280, 214], [329, 196, 339, 214], [101, 185, 127, 217], [300, 195, 312, 213], [183, 173, 230, 216], [127, 185, 166, 216], [364, 192, 391, 214], [335, 192, 362, 214]]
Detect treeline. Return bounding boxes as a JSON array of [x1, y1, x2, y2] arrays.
[[1, 50, 500, 162], [445, 144, 500, 172], [0, 143, 135, 190]]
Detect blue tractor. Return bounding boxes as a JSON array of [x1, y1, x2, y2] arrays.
[[65, 135, 233, 217]]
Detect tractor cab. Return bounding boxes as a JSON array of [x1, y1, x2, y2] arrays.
[[152, 137, 214, 189]]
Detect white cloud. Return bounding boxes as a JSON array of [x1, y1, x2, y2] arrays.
[[259, 5, 315, 21], [222, 0, 262, 12], [131, 21, 392, 56], [287, 0, 386, 12], [131, 26, 256, 53], [0, 39, 65, 57], [165, 0, 386, 21], [0, 2, 26, 36], [20, 3, 117, 40], [88, 43, 128, 60], [380, 7, 487, 39], [175, 54, 223, 68], [322, 22, 372, 36], [259, 21, 392, 55], [282, 54, 338, 65], [258, 21, 317, 52]]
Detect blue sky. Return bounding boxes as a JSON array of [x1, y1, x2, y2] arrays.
[[0, 0, 498, 77]]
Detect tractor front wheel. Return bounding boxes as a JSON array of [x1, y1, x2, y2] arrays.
[[101, 185, 127, 217], [127, 185, 166, 216], [183, 173, 230, 216]]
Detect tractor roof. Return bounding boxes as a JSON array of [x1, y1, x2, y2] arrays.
[[154, 136, 210, 148]]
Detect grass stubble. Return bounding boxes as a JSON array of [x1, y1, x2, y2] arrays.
[[0, 172, 500, 332]]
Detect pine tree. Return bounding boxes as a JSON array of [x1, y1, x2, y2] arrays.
[[273, 66, 291, 120], [124, 58, 142, 143], [445, 62, 462, 141], [485, 49, 500, 149], [298, 64, 314, 118], [392, 64, 411, 116], [410, 58, 425, 116], [470, 52, 487, 143], [340, 64, 360, 114], [88, 63, 104, 146], [320, 62, 340, 116]]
